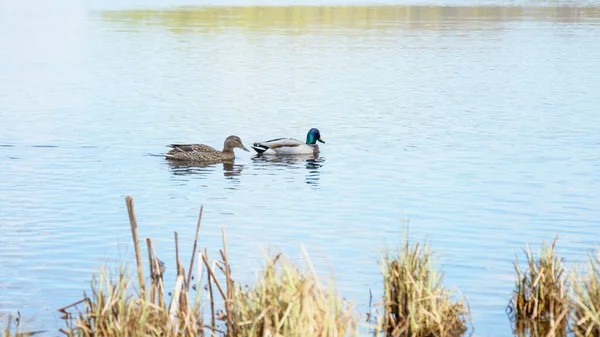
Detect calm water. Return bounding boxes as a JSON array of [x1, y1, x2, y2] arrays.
[[1, 1, 599, 335]]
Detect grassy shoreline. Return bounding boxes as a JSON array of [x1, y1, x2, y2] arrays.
[[3, 197, 599, 337]]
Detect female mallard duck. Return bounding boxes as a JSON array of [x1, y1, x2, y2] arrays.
[[251, 128, 325, 155], [165, 135, 249, 162]]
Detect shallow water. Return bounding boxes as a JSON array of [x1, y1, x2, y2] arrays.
[[1, 1, 599, 335]]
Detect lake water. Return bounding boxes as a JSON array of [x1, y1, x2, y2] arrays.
[[1, 1, 599, 336]]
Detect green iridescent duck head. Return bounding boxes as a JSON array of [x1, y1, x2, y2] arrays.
[[306, 128, 325, 145]]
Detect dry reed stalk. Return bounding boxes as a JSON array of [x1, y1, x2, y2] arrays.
[[146, 238, 156, 303], [187, 206, 203, 291], [168, 272, 185, 335], [194, 252, 204, 311], [548, 307, 569, 337], [175, 231, 180, 276], [173, 232, 189, 315], [126, 196, 145, 298], [220, 227, 234, 337], [147, 238, 165, 308], [58, 299, 86, 318], [204, 248, 217, 332], [172, 232, 188, 313], [202, 252, 227, 300]]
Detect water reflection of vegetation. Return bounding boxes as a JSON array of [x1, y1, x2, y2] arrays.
[[101, 5, 600, 34], [1, 313, 44, 337]]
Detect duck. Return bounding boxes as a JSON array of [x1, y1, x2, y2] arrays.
[[165, 135, 249, 162], [251, 128, 325, 155]]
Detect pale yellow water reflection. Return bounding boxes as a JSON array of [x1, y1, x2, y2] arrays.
[[101, 5, 600, 33]]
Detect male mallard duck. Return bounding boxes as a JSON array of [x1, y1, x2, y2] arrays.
[[165, 135, 249, 162], [251, 128, 325, 155]]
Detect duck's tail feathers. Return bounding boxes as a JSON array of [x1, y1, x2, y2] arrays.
[[167, 145, 187, 153], [251, 143, 269, 154]]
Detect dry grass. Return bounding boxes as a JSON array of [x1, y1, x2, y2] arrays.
[[49, 196, 600, 337], [570, 248, 600, 337], [508, 237, 568, 336], [229, 247, 357, 337], [58, 196, 359, 337], [377, 239, 469, 337], [59, 268, 203, 337], [59, 197, 207, 337]]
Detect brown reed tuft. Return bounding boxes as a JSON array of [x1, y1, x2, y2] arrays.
[[59, 267, 204, 337], [59, 196, 360, 337], [508, 237, 568, 336], [59, 197, 207, 337], [570, 248, 600, 337], [378, 239, 469, 337], [229, 246, 358, 337]]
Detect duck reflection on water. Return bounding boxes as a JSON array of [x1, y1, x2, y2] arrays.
[[166, 160, 243, 179], [252, 153, 324, 186], [251, 153, 324, 168]]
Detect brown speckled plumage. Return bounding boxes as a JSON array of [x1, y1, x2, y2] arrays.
[[165, 135, 249, 162]]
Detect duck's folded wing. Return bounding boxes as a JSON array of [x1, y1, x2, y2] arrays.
[[165, 151, 193, 160], [253, 138, 304, 149], [168, 144, 217, 152]]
